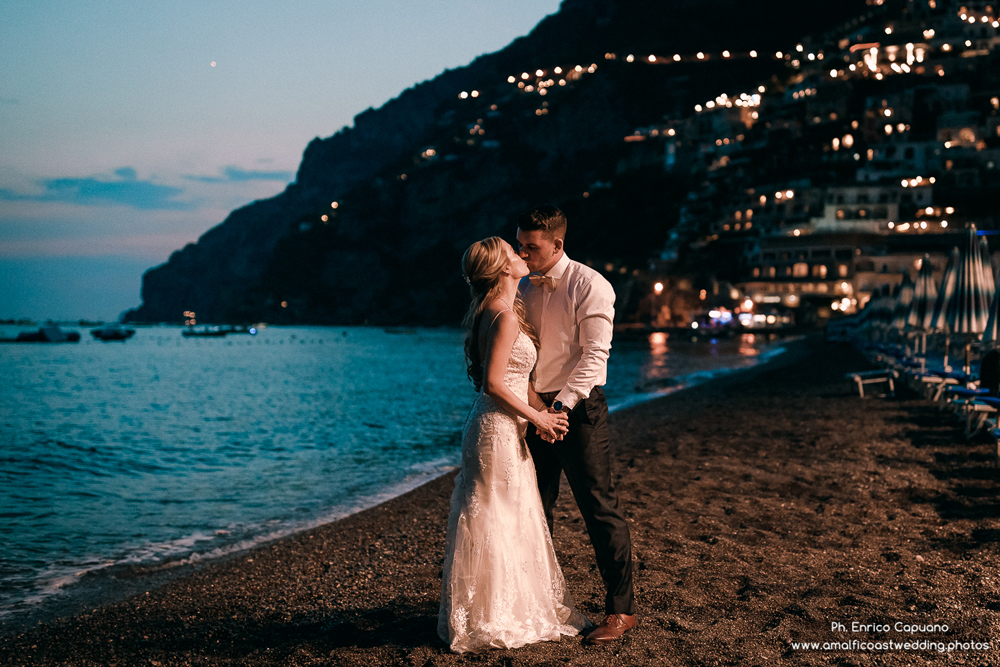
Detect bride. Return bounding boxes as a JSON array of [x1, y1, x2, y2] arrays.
[[438, 237, 589, 653]]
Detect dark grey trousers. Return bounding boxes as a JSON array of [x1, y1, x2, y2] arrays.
[[526, 386, 635, 615]]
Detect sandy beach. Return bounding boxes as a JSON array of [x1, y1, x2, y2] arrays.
[[2, 335, 999, 666]]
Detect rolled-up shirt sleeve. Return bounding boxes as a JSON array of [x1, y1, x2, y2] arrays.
[[555, 278, 615, 410]]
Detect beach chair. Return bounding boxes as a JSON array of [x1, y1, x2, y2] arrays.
[[920, 369, 974, 404], [846, 369, 898, 398], [964, 399, 1000, 440], [988, 424, 1000, 465], [956, 393, 997, 439]]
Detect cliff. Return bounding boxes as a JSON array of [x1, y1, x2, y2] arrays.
[[125, 0, 870, 325]]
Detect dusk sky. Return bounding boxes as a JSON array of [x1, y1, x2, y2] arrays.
[[0, 0, 562, 321]]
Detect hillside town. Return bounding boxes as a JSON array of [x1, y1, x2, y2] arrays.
[[631, 0, 1000, 328], [414, 0, 1000, 330]]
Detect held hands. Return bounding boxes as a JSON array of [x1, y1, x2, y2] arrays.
[[533, 407, 568, 442]]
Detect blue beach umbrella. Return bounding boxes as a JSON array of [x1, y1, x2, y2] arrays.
[[857, 291, 879, 340], [907, 254, 938, 361], [929, 246, 961, 369], [947, 226, 992, 336], [891, 270, 914, 332], [907, 254, 938, 333], [930, 247, 960, 333], [981, 237, 995, 298], [881, 284, 897, 325], [982, 267, 1000, 350], [873, 284, 895, 341], [933, 226, 992, 372]]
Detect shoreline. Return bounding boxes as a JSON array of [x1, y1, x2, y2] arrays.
[[4, 335, 999, 665], [0, 335, 791, 635]]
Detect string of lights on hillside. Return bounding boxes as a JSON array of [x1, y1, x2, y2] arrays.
[[958, 7, 999, 27], [444, 1, 1000, 222], [304, 3, 995, 238], [456, 2, 1000, 123]]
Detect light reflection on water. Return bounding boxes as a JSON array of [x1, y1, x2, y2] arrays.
[[607, 332, 782, 403], [0, 325, 783, 618]]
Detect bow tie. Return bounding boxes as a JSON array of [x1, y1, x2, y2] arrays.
[[528, 274, 556, 289]]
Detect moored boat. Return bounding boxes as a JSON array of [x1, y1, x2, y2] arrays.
[[225, 324, 259, 335], [0, 325, 81, 343], [182, 325, 229, 337], [91, 324, 136, 341]]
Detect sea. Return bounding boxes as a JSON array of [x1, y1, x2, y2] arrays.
[[0, 324, 787, 627]]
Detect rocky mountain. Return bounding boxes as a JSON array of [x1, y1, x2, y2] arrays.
[[124, 0, 870, 325]]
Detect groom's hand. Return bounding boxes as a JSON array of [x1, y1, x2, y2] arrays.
[[537, 406, 566, 442], [548, 406, 568, 441]]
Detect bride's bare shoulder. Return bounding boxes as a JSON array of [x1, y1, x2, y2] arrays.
[[481, 301, 516, 336]]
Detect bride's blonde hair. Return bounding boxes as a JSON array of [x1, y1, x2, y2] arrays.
[[461, 236, 537, 391]]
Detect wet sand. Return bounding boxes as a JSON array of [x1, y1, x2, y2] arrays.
[[2, 336, 1000, 666]]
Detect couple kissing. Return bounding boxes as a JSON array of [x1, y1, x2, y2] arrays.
[[438, 205, 636, 653]]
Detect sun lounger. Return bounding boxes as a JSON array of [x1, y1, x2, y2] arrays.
[[937, 377, 983, 408], [988, 425, 1000, 465], [846, 369, 898, 398], [957, 393, 997, 439], [915, 369, 976, 403]]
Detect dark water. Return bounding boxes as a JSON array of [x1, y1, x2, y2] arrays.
[[0, 325, 785, 622]]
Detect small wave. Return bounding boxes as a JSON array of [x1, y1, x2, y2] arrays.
[[112, 462, 460, 571], [0, 459, 459, 618]]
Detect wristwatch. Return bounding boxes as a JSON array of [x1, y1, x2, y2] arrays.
[[552, 400, 570, 413]]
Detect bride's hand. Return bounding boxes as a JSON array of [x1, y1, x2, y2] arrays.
[[533, 409, 568, 440]]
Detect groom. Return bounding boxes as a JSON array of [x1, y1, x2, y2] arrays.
[[516, 205, 636, 644]]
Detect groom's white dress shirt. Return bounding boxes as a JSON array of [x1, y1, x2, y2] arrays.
[[519, 253, 616, 411]]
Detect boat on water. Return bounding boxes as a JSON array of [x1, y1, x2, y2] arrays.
[[226, 324, 259, 335], [91, 324, 136, 341], [181, 324, 260, 338], [182, 325, 229, 337], [0, 325, 81, 343]]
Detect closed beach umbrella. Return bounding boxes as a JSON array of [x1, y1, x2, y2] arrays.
[[946, 226, 991, 336], [880, 284, 896, 327], [891, 271, 914, 332], [931, 226, 993, 372], [907, 254, 938, 332], [907, 254, 939, 361], [929, 246, 961, 369], [981, 237, 995, 299], [929, 247, 960, 333], [982, 269, 1000, 349], [858, 291, 878, 339], [873, 284, 894, 340]]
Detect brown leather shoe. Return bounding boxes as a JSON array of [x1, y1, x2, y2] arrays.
[[583, 613, 637, 644]]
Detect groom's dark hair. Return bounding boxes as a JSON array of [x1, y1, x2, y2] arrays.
[[518, 205, 567, 241]]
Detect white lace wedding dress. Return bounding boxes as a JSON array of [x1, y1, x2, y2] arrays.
[[438, 329, 587, 653]]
